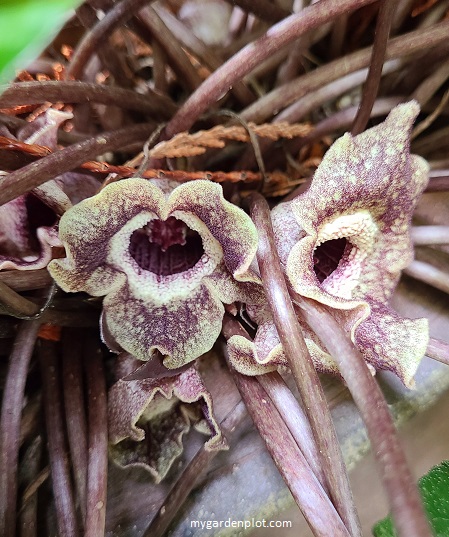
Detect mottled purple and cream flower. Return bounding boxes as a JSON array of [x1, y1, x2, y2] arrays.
[[0, 109, 98, 270], [108, 354, 225, 482], [48, 178, 260, 368], [229, 102, 429, 387]]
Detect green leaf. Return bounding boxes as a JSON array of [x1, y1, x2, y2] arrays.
[[0, 0, 80, 86], [373, 460, 449, 537]]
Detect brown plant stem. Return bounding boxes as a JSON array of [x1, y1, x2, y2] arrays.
[[153, 5, 255, 106], [292, 294, 432, 537], [0, 320, 41, 537], [67, 0, 153, 80], [240, 19, 449, 124], [131, 6, 203, 92], [351, 0, 395, 135], [425, 176, 449, 192], [0, 81, 176, 118], [62, 329, 88, 523], [0, 269, 53, 292], [227, 362, 351, 537], [39, 339, 79, 537], [0, 122, 156, 206], [19, 436, 42, 537], [224, 0, 290, 23], [221, 315, 327, 490], [426, 337, 449, 367], [411, 225, 449, 245], [163, 0, 379, 139], [248, 193, 361, 537], [84, 335, 108, 537], [144, 401, 248, 537], [411, 58, 449, 107], [404, 259, 449, 295], [0, 281, 41, 318]]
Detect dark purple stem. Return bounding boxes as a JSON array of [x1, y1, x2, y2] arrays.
[[39, 339, 80, 537], [227, 362, 351, 537], [0, 122, 156, 206], [84, 334, 108, 537], [67, 0, 153, 80], [249, 193, 361, 537], [62, 329, 88, 524], [351, 0, 395, 135], [0, 81, 176, 118], [163, 0, 378, 139], [0, 320, 41, 537], [293, 294, 432, 537]]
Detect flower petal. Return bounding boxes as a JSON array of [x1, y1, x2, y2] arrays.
[[167, 180, 259, 281], [102, 282, 226, 367], [109, 360, 225, 482]]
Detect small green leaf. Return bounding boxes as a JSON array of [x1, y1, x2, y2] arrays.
[[0, 0, 81, 86], [373, 460, 449, 537]]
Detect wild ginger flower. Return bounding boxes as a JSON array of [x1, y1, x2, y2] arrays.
[[108, 354, 225, 482], [0, 109, 98, 270], [48, 178, 261, 368], [228, 102, 429, 387]]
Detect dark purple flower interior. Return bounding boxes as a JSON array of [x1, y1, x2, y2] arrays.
[[313, 238, 348, 283], [129, 216, 204, 276]]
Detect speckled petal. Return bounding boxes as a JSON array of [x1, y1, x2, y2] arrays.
[[48, 178, 166, 295], [168, 180, 259, 281], [102, 281, 227, 367], [353, 302, 429, 388], [109, 360, 225, 482]]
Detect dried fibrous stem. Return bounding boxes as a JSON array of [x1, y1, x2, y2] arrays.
[[404, 260, 449, 295], [19, 436, 42, 537], [411, 58, 449, 106], [144, 400, 248, 537], [223, 0, 290, 23], [249, 193, 361, 537], [84, 335, 108, 537], [67, 0, 153, 80], [164, 0, 379, 139], [293, 295, 432, 537], [221, 316, 327, 491], [426, 337, 449, 367], [0, 122, 157, 206], [0, 281, 41, 318], [351, 0, 395, 135], [0, 269, 53, 292], [19, 393, 41, 446], [62, 330, 88, 523], [132, 6, 203, 92], [227, 361, 352, 537], [0, 81, 176, 118], [0, 320, 41, 537], [241, 19, 449, 124], [411, 225, 449, 245], [39, 339, 79, 537]]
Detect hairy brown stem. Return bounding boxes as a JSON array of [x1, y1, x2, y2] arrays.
[[0, 320, 41, 537], [249, 193, 361, 537], [351, 0, 395, 135], [39, 339, 79, 537], [293, 295, 432, 537], [0, 122, 156, 206], [62, 329, 88, 524], [84, 335, 108, 537]]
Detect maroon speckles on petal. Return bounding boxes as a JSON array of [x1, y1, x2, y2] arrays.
[[313, 238, 348, 283], [129, 217, 204, 276]]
